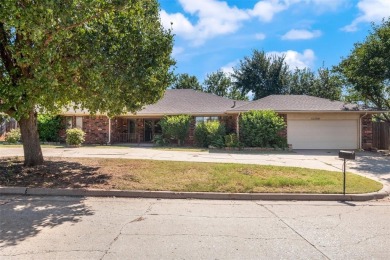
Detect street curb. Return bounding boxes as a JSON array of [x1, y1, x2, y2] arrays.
[[1, 185, 388, 201]]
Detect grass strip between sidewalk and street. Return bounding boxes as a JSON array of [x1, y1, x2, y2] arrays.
[[0, 157, 382, 194]]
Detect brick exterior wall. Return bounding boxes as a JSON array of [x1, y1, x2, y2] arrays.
[[82, 116, 109, 144], [60, 116, 109, 144], [361, 114, 373, 150]]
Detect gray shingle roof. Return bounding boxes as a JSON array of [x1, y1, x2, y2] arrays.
[[229, 95, 358, 112], [133, 89, 249, 115]]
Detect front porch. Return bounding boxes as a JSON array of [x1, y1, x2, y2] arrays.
[[111, 117, 162, 144]]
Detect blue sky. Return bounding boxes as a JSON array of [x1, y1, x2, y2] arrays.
[[158, 0, 390, 82]]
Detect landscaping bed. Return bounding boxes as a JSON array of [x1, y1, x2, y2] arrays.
[[0, 157, 382, 194]]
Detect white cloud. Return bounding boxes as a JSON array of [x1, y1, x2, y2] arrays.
[[249, 0, 347, 22], [268, 49, 316, 69], [161, 0, 352, 45], [160, 0, 250, 46], [249, 0, 289, 22], [220, 61, 238, 75], [343, 0, 390, 32], [307, 0, 349, 11], [281, 29, 322, 40], [255, 33, 267, 40], [172, 47, 184, 57]]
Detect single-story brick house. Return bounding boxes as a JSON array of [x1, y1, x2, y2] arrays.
[[60, 89, 382, 150]]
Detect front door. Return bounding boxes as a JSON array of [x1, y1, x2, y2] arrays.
[[144, 119, 161, 142], [144, 120, 154, 142]]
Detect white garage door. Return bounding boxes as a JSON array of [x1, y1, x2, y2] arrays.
[[287, 120, 358, 149]]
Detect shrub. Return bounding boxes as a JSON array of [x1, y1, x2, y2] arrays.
[[153, 134, 169, 146], [194, 121, 226, 148], [66, 128, 85, 146], [5, 128, 21, 144], [239, 110, 286, 147], [38, 115, 62, 142], [225, 133, 240, 148], [159, 115, 191, 146]]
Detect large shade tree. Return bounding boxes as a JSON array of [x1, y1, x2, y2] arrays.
[[337, 18, 390, 122], [288, 67, 342, 100], [232, 50, 290, 100], [203, 70, 247, 100], [171, 73, 202, 91], [0, 0, 175, 166]]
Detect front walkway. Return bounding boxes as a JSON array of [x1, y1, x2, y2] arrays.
[[1, 147, 389, 184]]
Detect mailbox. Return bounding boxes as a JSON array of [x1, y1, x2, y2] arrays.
[[339, 150, 355, 160]]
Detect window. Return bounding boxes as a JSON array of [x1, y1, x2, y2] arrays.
[[66, 117, 73, 129], [75, 117, 83, 129], [195, 116, 219, 125]]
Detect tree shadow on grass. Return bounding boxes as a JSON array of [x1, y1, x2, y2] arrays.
[[0, 196, 94, 247], [0, 157, 111, 188]]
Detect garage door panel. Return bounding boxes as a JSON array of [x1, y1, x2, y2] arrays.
[[287, 120, 358, 149]]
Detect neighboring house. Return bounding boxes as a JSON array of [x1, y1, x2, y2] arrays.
[[60, 89, 383, 150]]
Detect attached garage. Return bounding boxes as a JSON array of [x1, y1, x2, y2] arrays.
[[287, 119, 359, 149]]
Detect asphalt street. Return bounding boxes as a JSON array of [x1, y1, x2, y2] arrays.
[[1, 195, 390, 259]]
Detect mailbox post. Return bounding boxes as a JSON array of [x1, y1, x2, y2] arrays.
[[338, 150, 356, 195]]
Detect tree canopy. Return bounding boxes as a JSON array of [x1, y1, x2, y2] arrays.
[[171, 73, 202, 91], [288, 67, 342, 100], [231, 50, 342, 101], [0, 0, 175, 165], [232, 50, 290, 100], [337, 18, 390, 122], [203, 70, 247, 100]]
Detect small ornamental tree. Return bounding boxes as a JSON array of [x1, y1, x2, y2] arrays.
[[239, 110, 286, 147], [159, 115, 191, 146]]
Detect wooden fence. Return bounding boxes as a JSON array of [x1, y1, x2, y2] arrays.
[[372, 122, 390, 150]]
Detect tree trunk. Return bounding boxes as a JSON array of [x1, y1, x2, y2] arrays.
[[19, 110, 44, 166]]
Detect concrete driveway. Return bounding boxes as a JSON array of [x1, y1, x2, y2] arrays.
[[1, 146, 389, 184]]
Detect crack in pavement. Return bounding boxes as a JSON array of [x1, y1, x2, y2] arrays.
[[259, 203, 331, 260], [99, 201, 156, 260]]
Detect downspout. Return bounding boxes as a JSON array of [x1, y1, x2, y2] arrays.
[[359, 113, 368, 150], [108, 117, 111, 145], [236, 112, 240, 139]]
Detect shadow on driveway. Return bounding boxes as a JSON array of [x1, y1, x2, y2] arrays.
[[351, 154, 390, 181], [0, 197, 94, 247]]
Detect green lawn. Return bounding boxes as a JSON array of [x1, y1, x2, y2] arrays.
[[0, 157, 382, 194]]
